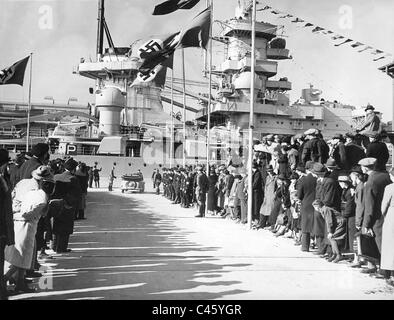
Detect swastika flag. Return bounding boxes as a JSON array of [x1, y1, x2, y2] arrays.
[[153, 0, 201, 15], [0, 56, 30, 86]]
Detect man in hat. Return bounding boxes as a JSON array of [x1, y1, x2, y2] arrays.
[[52, 158, 83, 253], [17, 143, 50, 184], [108, 163, 117, 191], [297, 162, 317, 251], [356, 104, 381, 148], [338, 174, 356, 257], [366, 131, 389, 171], [8, 152, 28, 190], [358, 157, 391, 274], [325, 158, 340, 179], [344, 132, 366, 170], [221, 166, 235, 217], [195, 165, 209, 217], [154, 168, 162, 195], [349, 165, 366, 268], [235, 167, 248, 224], [301, 130, 319, 165], [330, 134, 348, 171], [312, 162, 339, 255]]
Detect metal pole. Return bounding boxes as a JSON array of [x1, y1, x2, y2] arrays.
[[170, 68, 174, 168], [205, 0, 213, 217], [247, 0, 256, 229], [26, 52, 33, 152], [181, 48, 187, 167], [206, 0, 213, 174], [392, 62, 394, 132]]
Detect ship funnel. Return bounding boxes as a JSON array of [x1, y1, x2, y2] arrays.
[[96, 86, 126, 136]]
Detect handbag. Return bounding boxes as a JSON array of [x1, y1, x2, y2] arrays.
[[359, 234, 380, 262]]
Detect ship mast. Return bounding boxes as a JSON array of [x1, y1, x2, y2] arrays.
[[96, 0, 105, 61]]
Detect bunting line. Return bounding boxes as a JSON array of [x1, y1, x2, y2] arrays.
[[258, 3, 393, 63]]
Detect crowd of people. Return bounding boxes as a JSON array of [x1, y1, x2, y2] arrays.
[[153, 105, 394, 288], [0, 143, 93, 299]]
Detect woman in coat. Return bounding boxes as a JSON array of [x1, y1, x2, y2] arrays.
[[380, 168, 394, 286], [257, 167, 276, 229], [4, 166, 54, 293], [207, 167, 218, 214]]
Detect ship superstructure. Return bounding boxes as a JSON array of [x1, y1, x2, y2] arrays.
[[196, 1, 355, 140]]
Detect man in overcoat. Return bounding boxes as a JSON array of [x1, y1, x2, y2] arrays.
[[17, 143, 49, 182], [52, 158, 82, 253], [316, 162, 342, 255], [297, 163, 317, 252], [366, 132, 389, 171], [0, 150, 14, 300], [356, 104, 381, 148], [251, 162, 263, 223], [344, 132, 366, 170], [195, 166, 209, 217], [359, 157, 391, 274]]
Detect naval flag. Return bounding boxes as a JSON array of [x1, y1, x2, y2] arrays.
[[136, 7, 211, 82], [0, 56, 30, 86], [178, 6, 211, 49], [153, 0, 201, 15]]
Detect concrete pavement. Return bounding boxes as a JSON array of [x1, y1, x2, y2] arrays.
[[9, 188, 394, 300]]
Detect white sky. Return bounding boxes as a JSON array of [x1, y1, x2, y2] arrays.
[[0, 0, 393, 120]]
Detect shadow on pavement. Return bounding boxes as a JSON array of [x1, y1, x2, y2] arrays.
[[14, 191, 250, 300]]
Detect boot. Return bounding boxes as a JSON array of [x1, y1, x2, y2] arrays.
[[327, 254, 337, 262]]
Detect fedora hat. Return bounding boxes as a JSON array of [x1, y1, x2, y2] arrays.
[[325, 158, 338, 169], [365, 104, 375, 112], [312, 163, 327, 176]]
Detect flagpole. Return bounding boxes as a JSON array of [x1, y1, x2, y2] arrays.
[[206, 0, 213, 176], [26, 52, 33, 152], [247, 0, 256, 230], [181, 48, 187, 167], [170, 67, 174, 169]]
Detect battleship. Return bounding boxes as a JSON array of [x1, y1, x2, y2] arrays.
[[0, 0, 391, 178]]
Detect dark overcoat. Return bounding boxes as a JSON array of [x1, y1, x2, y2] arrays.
[[53, 171, 83, 209], [49, 199, 75, 235], [332, 142, 347, 170], [207, 173, 218, 211], [297, 173, 316, 233], [0, 173, 14, 245], [363, 170, 391, 253], [345, 143, 366, 170], [252, 169, 263, 218], [366, 142, 389, 171]]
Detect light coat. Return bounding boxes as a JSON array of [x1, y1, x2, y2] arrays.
[[5, 180, 48, 269], [380, 183, 394, 270]]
